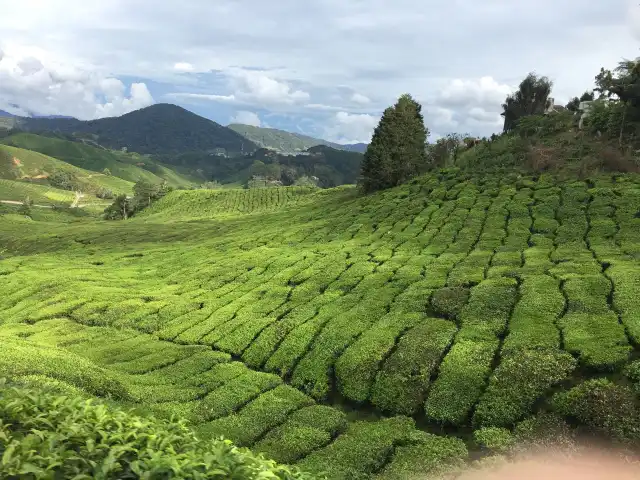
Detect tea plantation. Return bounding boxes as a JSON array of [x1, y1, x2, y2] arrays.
[[1, 170, 640, 478]]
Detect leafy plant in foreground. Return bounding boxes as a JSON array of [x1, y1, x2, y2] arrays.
[[0, 380, 318, 479]]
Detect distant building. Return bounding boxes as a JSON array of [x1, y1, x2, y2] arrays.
[[544, 97, 568, 114]]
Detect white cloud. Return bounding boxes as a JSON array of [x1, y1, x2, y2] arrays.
[[436, 76, 513, 111], [174, 62, 194, 72], [0, 0, 636, 138], [0, 46, 154, 119], [170, 92, 237, 103], [228, 69, 310, 107], [230, 110, 261, 127], [351, 93, 371, 105], [324, 111, 379, 144]]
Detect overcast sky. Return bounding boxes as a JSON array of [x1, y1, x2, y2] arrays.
[[0, 1, 638, 143]]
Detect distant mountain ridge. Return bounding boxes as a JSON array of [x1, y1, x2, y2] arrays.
[[228, 124, 368, 154], [14, 104, 257, 155]]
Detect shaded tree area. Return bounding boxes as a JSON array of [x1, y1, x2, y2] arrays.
[[359, 94, 428, 193], [104, 180, 171, 220], [164, 145, 362, 189]]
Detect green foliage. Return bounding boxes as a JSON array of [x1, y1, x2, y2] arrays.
[[473, 350, 576, 427], [103, 194, 134, 220], [104, 180, 172, 220], [298, 417, 425, 480], [0, 380, 316, 479], [1, 171, 640, 475], [375, 434, 468, 480], [360, 94, 428, 193], [430, 287, 470, 321], [1, 132, 197, 189], [48, 169, 80, 191], [473, 427, 515, 452], [553, 379, 640, 442]]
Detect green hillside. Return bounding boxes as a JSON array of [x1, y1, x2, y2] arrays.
[[0, 144, 134, 195], [2, 169, 640, 478], [1, 132, 199, 187], [229, 124, 368, 154]]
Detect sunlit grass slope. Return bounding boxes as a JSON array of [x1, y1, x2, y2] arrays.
[[0, 144, 134, 194], [141, 186, 323, 218], [2, 133, 199, 188], [1, 171, 640, 478]]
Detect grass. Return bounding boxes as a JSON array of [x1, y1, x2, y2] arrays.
[[2, 133, 199, 188], [1, 170, 640, 478], [0, 143, 134, 194]]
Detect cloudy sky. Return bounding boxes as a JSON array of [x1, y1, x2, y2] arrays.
[[0, 1, 638, 143]]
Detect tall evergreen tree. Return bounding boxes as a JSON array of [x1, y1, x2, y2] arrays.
[[360, 94, 428, 193]]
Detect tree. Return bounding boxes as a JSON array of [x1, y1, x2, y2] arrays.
[[360, 94, 428, 193], [104, 195, 133, 220], [501, 73, 553, 132], [133, 180, 171, 210], [18, 196, 32, 217], [566, 97, 580, 112], [594, 58, 640, 146]]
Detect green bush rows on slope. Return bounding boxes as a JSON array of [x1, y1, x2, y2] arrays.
[[426, 277, 518, 425], [1, 173, 640, 478], [0, 319, 465, 479], [0, 381, 315, 479]]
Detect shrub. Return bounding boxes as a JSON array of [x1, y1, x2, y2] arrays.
[[473, 427, 515, 452], [371, 319, 457, 415], [552, 378, 640, 443], [0, 380, 316, 479], [430, 287, 470, 320], [298, 416, 424, 480], [473, 350, 576, 427], [376, 434, 468, 480], [425, 339, 498, 425], [513, 413, 575, 450]]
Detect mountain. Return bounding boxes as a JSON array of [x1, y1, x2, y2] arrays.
[[338, 142, 368, 153], [32, 114, 77, 120], [228, 124, 368, 155], [0, 110, 15, 118], [19, 104, 258, 155]]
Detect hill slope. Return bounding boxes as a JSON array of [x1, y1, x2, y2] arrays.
[[1, 171, 640, 478], [0, 144, 134, 195], [1, 133, 200, 187], [17, 104, 258, 155], [229, 124, 368, 154]]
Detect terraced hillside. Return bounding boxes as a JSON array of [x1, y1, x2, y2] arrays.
[[0, 144, 134, 195], [1, 133, 200, 187], [1, 171, 640, 478]]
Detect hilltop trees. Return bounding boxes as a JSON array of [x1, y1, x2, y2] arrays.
[[360, 94, 428, 193], [501, 73, 553, 132]]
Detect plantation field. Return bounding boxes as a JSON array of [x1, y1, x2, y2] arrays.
[[1, 171, 640, 478], [0, 144, 135, 195], [1, 133, 199, 188]]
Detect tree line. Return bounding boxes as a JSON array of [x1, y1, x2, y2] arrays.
[[359, 57, 640, 193]]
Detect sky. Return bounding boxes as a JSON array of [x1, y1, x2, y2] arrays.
[[0, 1, 638, 144]]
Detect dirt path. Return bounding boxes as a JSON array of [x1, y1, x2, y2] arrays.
[[0, 200, 53, 209]]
